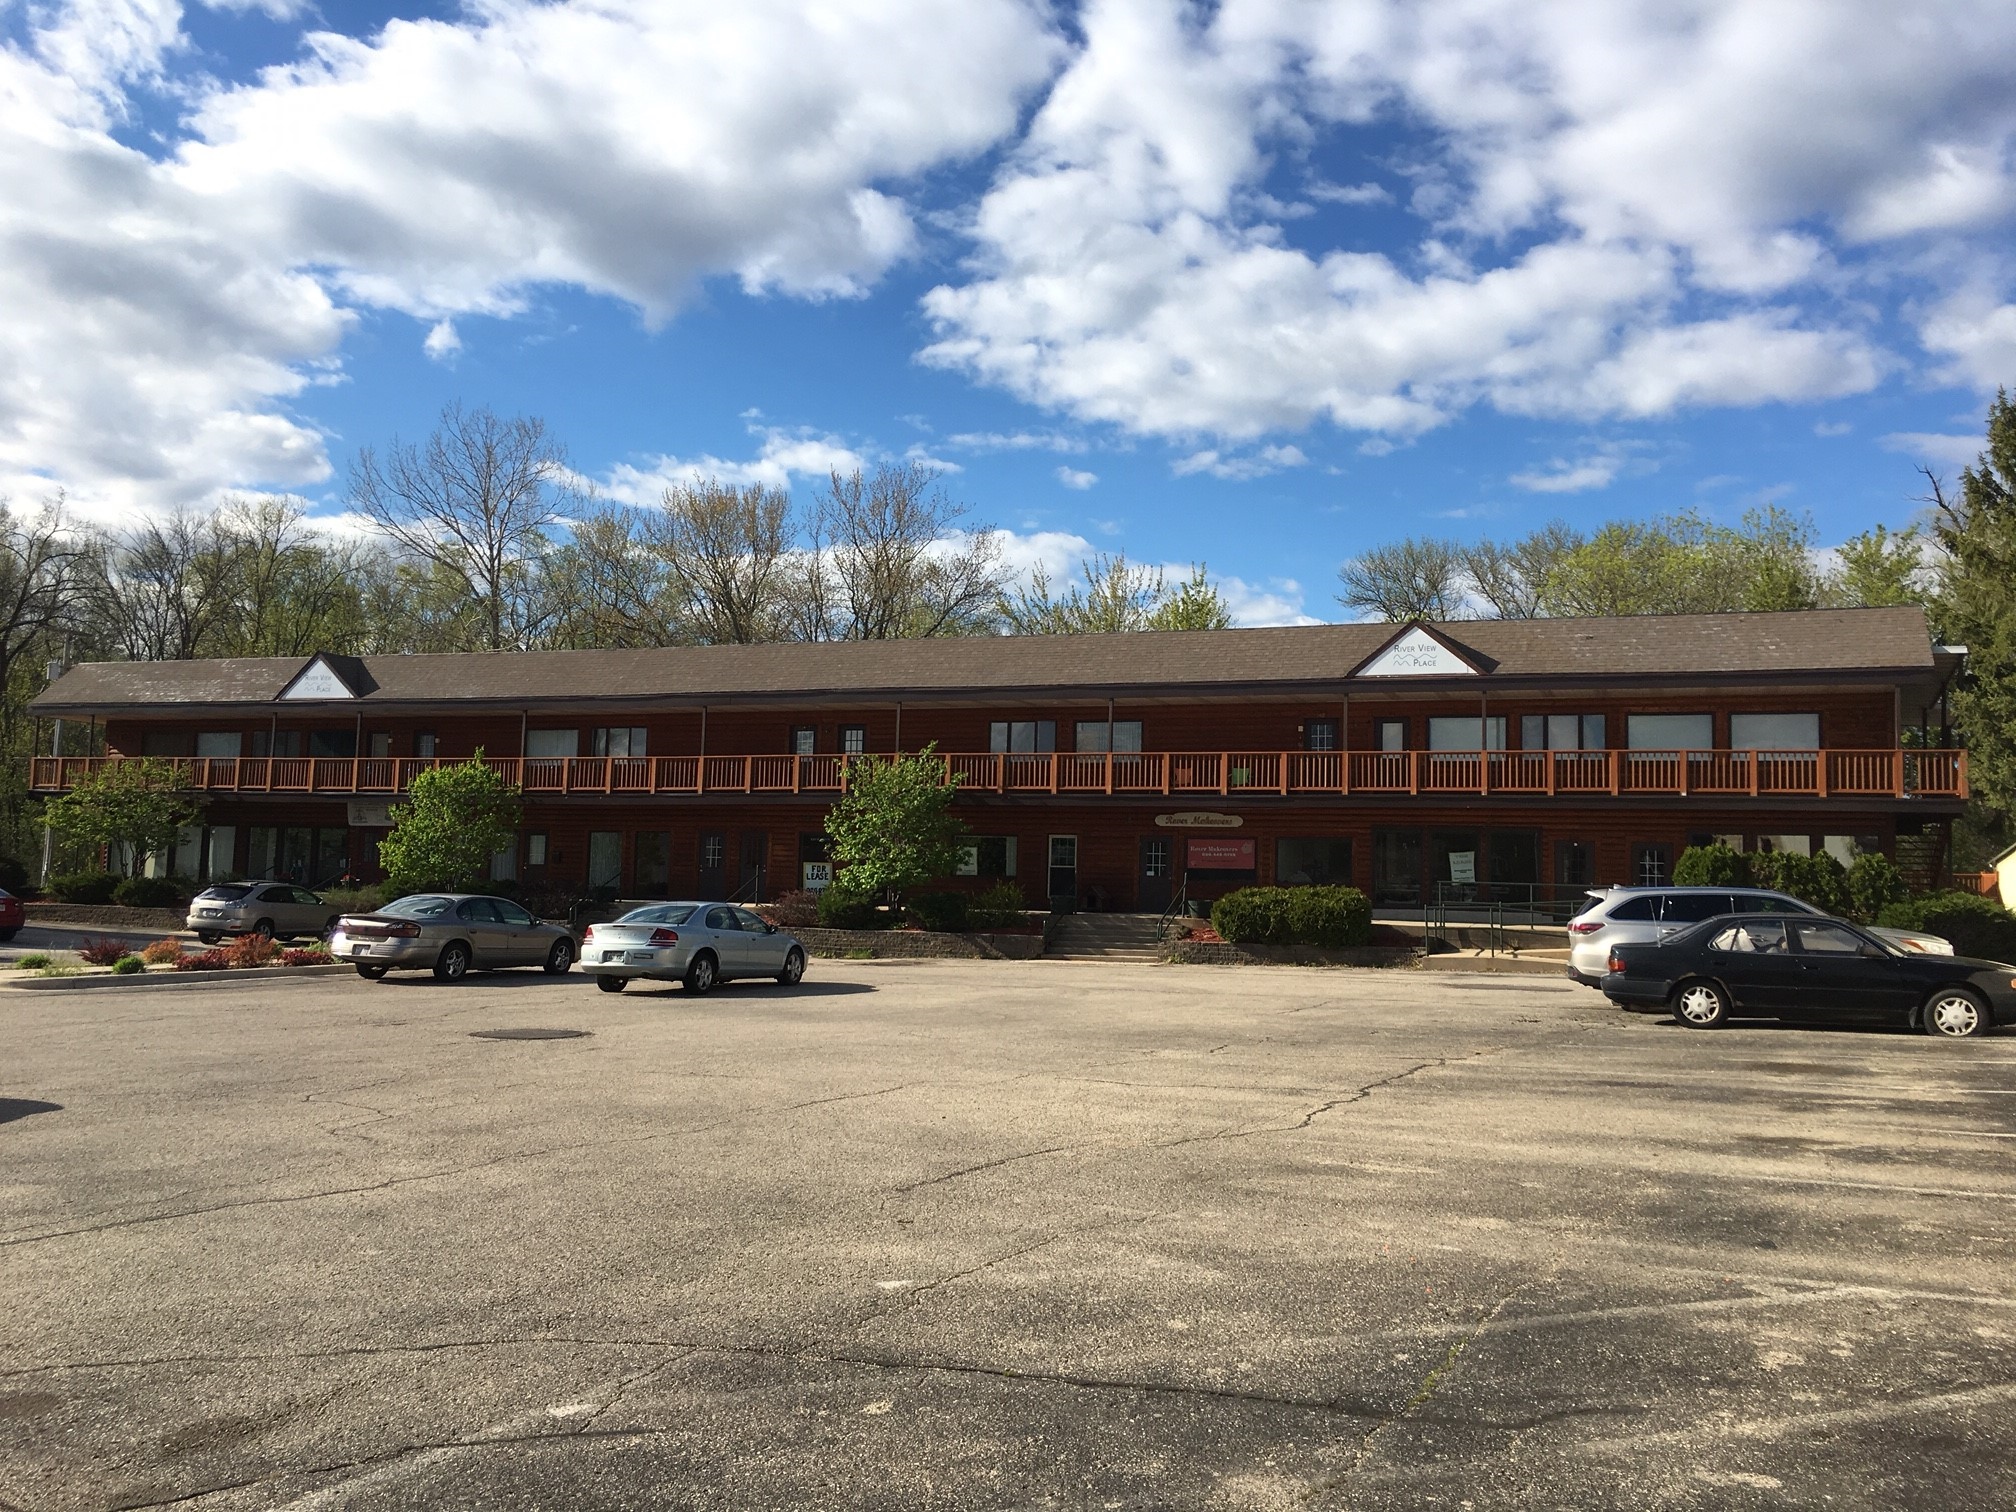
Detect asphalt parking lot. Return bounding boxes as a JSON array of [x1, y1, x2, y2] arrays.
[[4, 960, 2015, 1511]]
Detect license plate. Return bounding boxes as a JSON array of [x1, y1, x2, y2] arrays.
[[350, 944, 369, 956], [199, 909, 221, 917]]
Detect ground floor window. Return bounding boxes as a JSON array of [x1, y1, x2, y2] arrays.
[[1372, 828, 1422, 905], [587, 831, 622, 891], [1276, 837, 1351, 887], [1555, 839, 1594, 889], [633, 831, 670, 893], [526, 832, 549, 868], [958, 836, 1019, 877], [1632, 843, 1673, 887], [247, 826, 350, 886]]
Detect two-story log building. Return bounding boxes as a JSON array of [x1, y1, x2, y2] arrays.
[[29, 607, 1968, 912]]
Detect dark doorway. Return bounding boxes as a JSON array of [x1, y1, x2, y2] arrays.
[[739, 830, 769, 902], [699, 831, 726, 899], [1138, 836, 1173, 912], [1372, 828, 1422, 905], [1048, 835, 1079, 912], [1486, 829, 1541, 902]]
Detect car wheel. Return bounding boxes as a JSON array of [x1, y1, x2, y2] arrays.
[[1923, 988, 1988, 1039], [355, 964, 388, 979], [544, 938, 575, 975], [595, 975, 628, 994], [684, 951, 718, 994], [197, 932, 220, 945], [253, 919, 275, 942], [1672, 979, 1729, 1029], [776, 947, 805, 985], [433, 941, 472, 982]]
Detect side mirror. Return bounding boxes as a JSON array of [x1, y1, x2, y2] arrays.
[[764, 922, 777, 934], [1859, 943, 1888, 959]]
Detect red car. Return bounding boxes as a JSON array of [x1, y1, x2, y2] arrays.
[[0, 888, 23, 942]]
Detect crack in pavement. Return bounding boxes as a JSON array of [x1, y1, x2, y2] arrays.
[[0, 1083, 914, 1252], [1153, 1049, 1502, 1149], [893, 1145, 1074, 1192]]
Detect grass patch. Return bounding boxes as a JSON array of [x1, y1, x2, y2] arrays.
[[14, 953, 51, 969]]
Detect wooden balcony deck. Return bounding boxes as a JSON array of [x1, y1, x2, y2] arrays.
[[28, 749, 1970, 801]]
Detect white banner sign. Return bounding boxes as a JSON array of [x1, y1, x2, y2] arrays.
[[802, 861, 833, 891]]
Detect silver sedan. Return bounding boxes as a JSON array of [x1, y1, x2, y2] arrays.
[[330, 893, 577, 982], [579, 902, 806, 994]]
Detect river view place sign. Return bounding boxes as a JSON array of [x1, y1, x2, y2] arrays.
[[1154, 812, 1244, 829], [1356, 625, 1478, 677]]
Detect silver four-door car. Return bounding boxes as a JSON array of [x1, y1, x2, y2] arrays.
[[579, 903, 806, 994], [330, 893, 577, 981], [1566, 885, 1952, 985], [188, 882, 336, 943]]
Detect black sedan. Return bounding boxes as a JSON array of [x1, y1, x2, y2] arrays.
[[1602, 913, 2016, 1039]]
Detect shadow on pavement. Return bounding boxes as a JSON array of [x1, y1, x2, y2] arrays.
[[0, 1098, 62, 1126]]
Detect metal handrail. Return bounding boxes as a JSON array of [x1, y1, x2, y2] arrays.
[[26, 747, 1972, 800], [1156, 876, 1190, 942]]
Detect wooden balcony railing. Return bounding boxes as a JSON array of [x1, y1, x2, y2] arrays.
[[28, 749, 1970, 801]]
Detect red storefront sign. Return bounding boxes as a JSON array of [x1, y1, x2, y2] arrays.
[[1186, 837, 1256, 870]]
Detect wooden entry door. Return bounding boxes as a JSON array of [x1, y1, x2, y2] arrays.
[[699, 831, 727, 899], [738, 830, 769, 902], [1137, 836, 1173, 912]]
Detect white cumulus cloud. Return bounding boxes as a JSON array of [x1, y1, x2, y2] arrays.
[[1055, 466, 1098, 489]]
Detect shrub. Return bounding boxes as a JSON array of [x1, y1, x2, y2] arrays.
[[318, 885, 386, 916], [1749, 850, 1851, 916], [1673, 844, 1751, 888], [78, 937, 129, 966], [764, 889, 821, 928], [1213, 886, 1373, 947], [49, 871, 119, 905], [139, 938, 184, 966], [0, 856, 28, 892], [907, 890, 970, 932], [281, 945, 333, 966], [225, 933, 281, 968], [15, 953, 50, 969], [113, 874, 187, 909], [1846, 852, 1909, 924], [112, 955, 144, 974], [968, 880, 1030, 931], [1877, 892, 2016, 964], [817, 882, 886, 930], [174, 948, 231, 971]]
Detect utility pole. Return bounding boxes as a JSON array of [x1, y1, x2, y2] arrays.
[[39, 657, 63, 885]]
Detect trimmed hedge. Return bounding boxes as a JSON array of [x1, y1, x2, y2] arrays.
[[1876, 892, 2016, 965], [906, 890, 970, 933], [817, 884, 886, 930], [49, 871, 120, 905], [1212, 885, 1371, 947], [113, 875, 186, 909]]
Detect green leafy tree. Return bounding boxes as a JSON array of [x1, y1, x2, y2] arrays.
[[1932, 389, 2016, 825], [1830, 524, 1926, 608], [823, 744, 968, 903], [1146, 565, 1234, 630], [1005, 553, 1234, 633], [42, 757, 202, 876], [377, 754, 522, 893], [1673, 844, 1751, 888]]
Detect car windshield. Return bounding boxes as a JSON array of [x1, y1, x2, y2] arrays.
[[198, 884, 254, 901], [617, 905, 697, 926], [380, 895, 455, 918]]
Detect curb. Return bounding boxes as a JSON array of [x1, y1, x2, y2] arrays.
[[4, 963, 357, 993]]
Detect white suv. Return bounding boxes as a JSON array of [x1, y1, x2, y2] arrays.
[[1565, 886, 1952, 985]]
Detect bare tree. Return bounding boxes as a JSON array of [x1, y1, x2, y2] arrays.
[[209, 495, 378, 657], [646, 479, 796, 644], [1336, 538, 1469, 621], [1462, 522, 1582, 619], [90, 509, 239, 661], [543, 504, 683, 649], [347, 402, 569, 651], [800, 463, 1005, 639]]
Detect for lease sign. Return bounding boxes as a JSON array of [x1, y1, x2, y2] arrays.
[[1186, 837, 1256, 869]]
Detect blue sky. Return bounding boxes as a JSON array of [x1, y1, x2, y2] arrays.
[[4, 1, 2013, 623]]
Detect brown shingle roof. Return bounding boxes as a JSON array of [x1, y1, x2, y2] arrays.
[[30, 606, 1938, 714]]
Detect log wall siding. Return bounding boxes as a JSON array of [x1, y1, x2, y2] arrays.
[[102, 688, 1897, 760]]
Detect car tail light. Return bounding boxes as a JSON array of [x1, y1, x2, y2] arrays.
[[383, 921, 421, 938], [1569, 921, 1603, 934], [649, 928, 680, 946], [582, 925, 595, 945], [1607, 951, 1624, 974]]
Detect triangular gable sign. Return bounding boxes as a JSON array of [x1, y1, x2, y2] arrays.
[[278, 654, 359, 701], [1352, 622, 1483, 678]]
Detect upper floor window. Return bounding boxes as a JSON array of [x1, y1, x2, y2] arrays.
[[247, 730, 302, 758], [1521, 713, 1606, 750], [525, 729, 579, 759], [1626, 713, 1713, 751], [1427, 716, 1507, 751], [592, 726, 647, 758], [195, 732, 242, 758], [1729, 712, 1819, 750], [414, 732, 438, 758], [990, 720, 1056, 753], [789, 725, 816, 756], [367, 732, 392, 758], [1074, 720, 1143, 752], [1302, 719, 1338, 752], [1376, 718, 1407, 752], [840, 724, 868, 755]]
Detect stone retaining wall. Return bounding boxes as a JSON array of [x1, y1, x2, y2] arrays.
[[796, 927, 1043, 960], [1164, 941, 1421, 968], [26, 903, 186, 931]]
